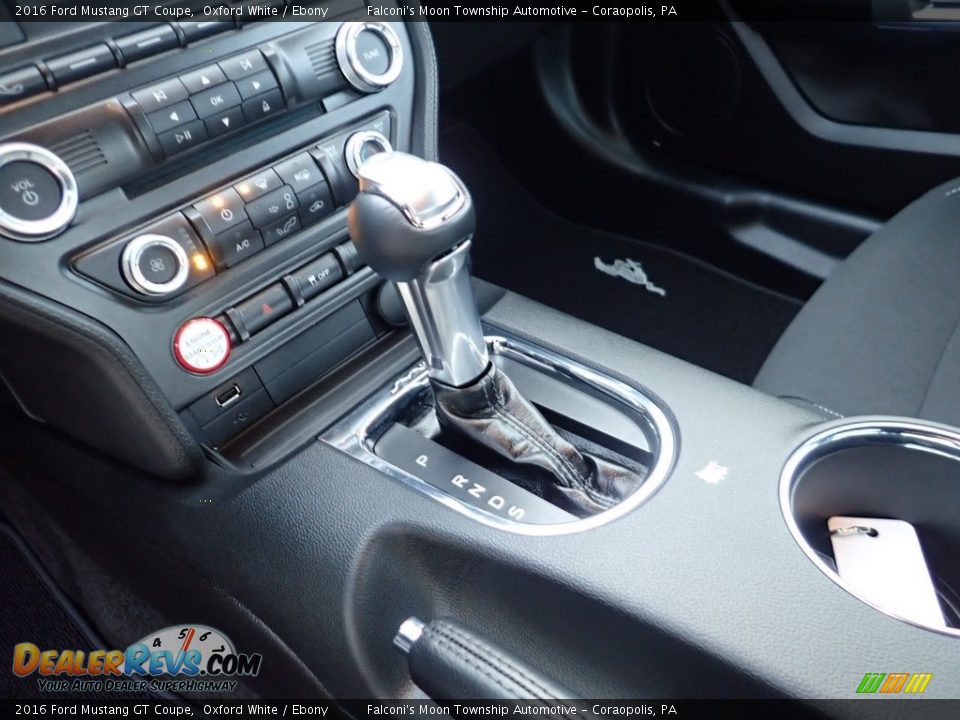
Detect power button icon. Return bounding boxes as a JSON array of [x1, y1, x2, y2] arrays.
[[0, 143, 78, 242]]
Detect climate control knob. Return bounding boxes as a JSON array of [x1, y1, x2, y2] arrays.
[[0, 142, 78, 242], [121, 233, 190, 297], [344, 130, 393, 178], [335, 21, 403, 93]]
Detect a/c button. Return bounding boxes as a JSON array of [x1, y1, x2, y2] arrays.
[[206, 221, 264, 270]]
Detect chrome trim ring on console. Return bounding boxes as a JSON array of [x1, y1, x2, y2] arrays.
[[0, 142, 78, 242], [121, 233, 190, 297], [322, 331, 679, 536], [345, 130, 393, 178], [335, 21, 404, 93], [780, 418, 960, 639]]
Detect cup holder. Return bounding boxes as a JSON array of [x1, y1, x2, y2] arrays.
[[780, 419, 960, 637]]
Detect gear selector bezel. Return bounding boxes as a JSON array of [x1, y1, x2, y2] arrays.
[[322, 331, 678, 535]]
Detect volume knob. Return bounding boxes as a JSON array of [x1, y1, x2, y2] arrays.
[[121, 233, 190, 297], [0, 142, 78, 242]]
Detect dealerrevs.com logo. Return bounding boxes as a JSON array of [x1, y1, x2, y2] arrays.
[[12, 625, 262, 694]]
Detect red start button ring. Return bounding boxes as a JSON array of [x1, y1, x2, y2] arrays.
[[173, 317, 231, 374]]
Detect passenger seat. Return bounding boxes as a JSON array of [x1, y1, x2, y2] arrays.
[[755, 177, 960, 427]]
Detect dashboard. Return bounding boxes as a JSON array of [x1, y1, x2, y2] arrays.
[[0, 6, 423, 473]]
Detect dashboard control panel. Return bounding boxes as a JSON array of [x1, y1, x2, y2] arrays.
[[129, 48, 286, 158], [74, 111, 391, 302], [0, 12, 417, 455]]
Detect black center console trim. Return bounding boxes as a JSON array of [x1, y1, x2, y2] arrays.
[[322, 331, 679, 534]]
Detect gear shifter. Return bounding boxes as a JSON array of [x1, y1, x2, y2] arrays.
[[347, 151, 487, 387], [348, 152, 643, 516]]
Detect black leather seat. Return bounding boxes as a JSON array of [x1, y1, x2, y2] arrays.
[[755, 178, 960, 426]]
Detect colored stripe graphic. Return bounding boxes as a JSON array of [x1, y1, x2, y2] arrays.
[[856, 672, 932, 694], [880, 673, 909, 693], [857, 673, 885, 694], [904, 674, 933, 694]]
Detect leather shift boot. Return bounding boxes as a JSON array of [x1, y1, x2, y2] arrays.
[[432, 364, 644, 516]]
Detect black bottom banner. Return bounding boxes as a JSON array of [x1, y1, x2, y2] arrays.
[[3, 699, 960, 720]]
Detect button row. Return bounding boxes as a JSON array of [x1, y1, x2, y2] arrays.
[[0, 21, 236, 109], [223, 246, 351, 342], [133, 49, 284, 157], [187, 150, 337, 272]]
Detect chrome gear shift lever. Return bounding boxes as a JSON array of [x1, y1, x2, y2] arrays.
[[348, 152, 643, 517], [348, 152, 489, 387]]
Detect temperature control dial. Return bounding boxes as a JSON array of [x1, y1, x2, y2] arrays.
[[121, 233, 190, 297], [0, 143, 78, 242], [344, 130, 393, 178], [335, 22, 403, 93]]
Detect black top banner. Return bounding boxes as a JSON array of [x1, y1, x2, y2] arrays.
[[1, 0, 951, 24]]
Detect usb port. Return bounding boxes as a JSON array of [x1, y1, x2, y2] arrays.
[[215, 384, 242, 409]]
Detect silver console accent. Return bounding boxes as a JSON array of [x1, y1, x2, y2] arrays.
[[322, 332, 678, 536], [393, 617, 426, 655], [0, 142, 78, 242], [357, 151, 466, 230], [397, 242, 489, 388], [121, 233, 190, 297], [344, 130, 393, 178], [780, 418, 960, 639], [335, 21, 404, 93]]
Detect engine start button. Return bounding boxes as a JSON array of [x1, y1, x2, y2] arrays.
[[173, 317, 231, 374]]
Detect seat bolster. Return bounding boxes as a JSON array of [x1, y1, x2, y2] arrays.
[[755, 177, 960, 427]]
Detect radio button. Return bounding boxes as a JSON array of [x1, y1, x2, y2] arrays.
[[0, 66, 47, 107], [147, 100, 198, 134], [234, 168, 281, 202], [245, 185, 298, 230], [132, 78, 188, 114], [157, 119, 208, 157], [190, 82, 242, 119], [115, 26, 179, 64], [205, 106, 244, 138], [241, 89, 283, 123], [273, 152, 323, 194], [178, 21, 235, 44], [262, 214, 300, 246], [47, 44, 117, 86], [179, 64, 227, 94], [191, 188, 247, 236], [206, 221, 264, 269], [219, 50, 268, 81], [235, 69, 277, 100]]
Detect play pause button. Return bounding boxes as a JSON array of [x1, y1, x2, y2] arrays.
[[205, 107, 245, 138], [147, 100, 197, 133]]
